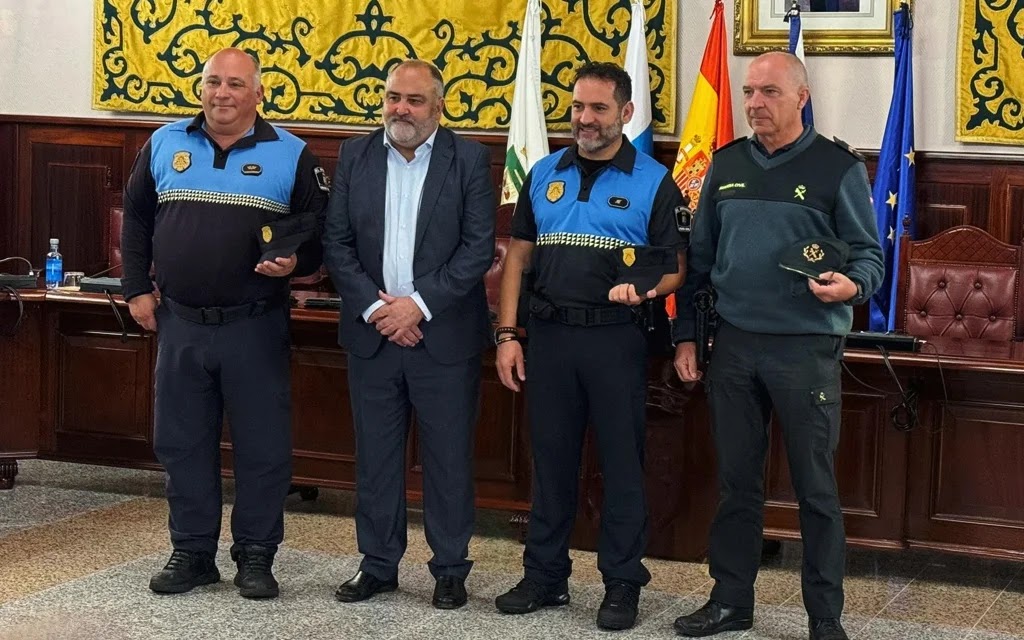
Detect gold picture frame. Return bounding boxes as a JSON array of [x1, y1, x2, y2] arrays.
[[734, 0, 895, 55]]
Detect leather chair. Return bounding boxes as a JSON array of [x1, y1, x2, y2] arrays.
[[895, 225, 1024, 340], [485, 203, 515, 312]]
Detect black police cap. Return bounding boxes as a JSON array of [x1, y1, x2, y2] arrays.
[[612, 245, 678, 293], [777, 237, 850, 281], [258, 212, 316, 262]]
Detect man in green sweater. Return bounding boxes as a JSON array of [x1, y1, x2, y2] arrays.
[[671, 52, 883, 640]]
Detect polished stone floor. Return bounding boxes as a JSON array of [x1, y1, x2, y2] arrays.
[[0, 460, 1021, 639]]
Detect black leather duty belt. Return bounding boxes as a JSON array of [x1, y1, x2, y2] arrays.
[[529, 296, 635, 327], [163, 296, 284, 326]]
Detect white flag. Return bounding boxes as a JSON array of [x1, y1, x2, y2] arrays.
[[501, 0, 549, 205]]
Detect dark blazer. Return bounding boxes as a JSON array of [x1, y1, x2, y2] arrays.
[[323, 127, 496, 364]]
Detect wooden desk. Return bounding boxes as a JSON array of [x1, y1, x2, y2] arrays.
[[0, 290, 715, 561], [3, 292, 1024, 561]]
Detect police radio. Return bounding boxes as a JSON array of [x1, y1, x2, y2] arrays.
[[675, 203, 693, 237]]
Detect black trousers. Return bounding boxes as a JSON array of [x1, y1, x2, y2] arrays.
[[706, 321, 845, 618], [153, 302, 292, 556], [523, 317, 651, 587], [347, 342, 480, 581]]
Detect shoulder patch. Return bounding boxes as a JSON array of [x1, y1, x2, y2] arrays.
[[715, 136, 749, 154], [831, 136, 866, 162]]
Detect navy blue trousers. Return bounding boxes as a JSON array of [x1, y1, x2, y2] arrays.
[[347, 342, 480, 581], [523, 318, 651, 587], [153, 301, 292, 555]]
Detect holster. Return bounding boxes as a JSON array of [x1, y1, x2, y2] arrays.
[[694, 285, 719, 370]]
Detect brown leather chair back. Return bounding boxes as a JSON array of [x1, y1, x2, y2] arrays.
[[485, 203, 515, 311], [896, 225, 1024, 340], [106, 193, 124, 278]]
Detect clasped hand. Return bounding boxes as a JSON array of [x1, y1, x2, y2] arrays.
[[368, 291, 424, 347]]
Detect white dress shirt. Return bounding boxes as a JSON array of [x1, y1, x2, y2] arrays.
[[362, 129, 437, 322]]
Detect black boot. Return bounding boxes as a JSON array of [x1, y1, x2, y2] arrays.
[[809, 617, 849, 640], [149, 550, 220, 594], [232, 544, 279, 599], [495, 578, 570, 614], [597, 580, 641, 630]]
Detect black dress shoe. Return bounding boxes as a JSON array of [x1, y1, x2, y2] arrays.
[[673, 599, 754, 637], [149, 550, 220, 594], [597, 580, 641, 630], [334, 570, 399, 602], [495, 577, 570, 614], [809, 617, 849, 640], [231, 544, 279, 599], [432, 575, 468, 609]]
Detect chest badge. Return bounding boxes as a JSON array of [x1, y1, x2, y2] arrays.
[[172, 151, 191, 173], [546, 180, 565, 203], [242, 163, 263, 176], [622, 247, 636, 267], [262, 225, 273, 243], [608, 196, 630, 209], [794, 185, 807, 200]]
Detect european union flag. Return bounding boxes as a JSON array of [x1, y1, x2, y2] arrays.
[[869, 2, 915, 332]]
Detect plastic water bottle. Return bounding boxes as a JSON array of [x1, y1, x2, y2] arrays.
[[45, 238, 63, 290]]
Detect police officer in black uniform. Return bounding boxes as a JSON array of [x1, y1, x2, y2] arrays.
[[671, 52, 883, 640], [493, 62, 687, 631], [121, 48, 328, 599]]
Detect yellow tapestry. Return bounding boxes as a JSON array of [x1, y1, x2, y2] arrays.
[[956, 0, 1024, 145], [93, 0, 675, 132]]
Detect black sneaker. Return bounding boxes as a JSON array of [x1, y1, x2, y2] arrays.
[[809, 617, 849, 640], [597, 580, 641, 630], [495, 577, 570, 614], [231, 544, 279, 599], [149, 550, 220, 594]]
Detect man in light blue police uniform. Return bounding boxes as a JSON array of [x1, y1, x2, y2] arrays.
[[494, 62, 687, 631], [121, 47, 328, 599]]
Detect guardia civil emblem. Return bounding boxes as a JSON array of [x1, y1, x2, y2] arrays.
[[546, 180, 565, 203], [261, 225, 273, 243], [172, 151, 191, 173], [803, 243, 824, 263], [622, 247, 636, 267]]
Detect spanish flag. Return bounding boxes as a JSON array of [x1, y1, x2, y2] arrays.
[[667, 0, 734, 318]]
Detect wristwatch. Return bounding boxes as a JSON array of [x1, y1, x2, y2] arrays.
[[844, 281, 865, 306]]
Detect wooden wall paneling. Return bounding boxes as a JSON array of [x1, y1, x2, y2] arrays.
[[49, 303, 156, 464], [1004, 179, 1024, 246], [916, 182, 990, 239], [907, 370, 1024, 559], [0, 123, 18, 260], [0, 295, 43, 487], [21, 127, 127, 276]]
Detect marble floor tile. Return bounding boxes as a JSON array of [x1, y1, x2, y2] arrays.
[[742, 605, 871, 640], [876, 580, 1002, 628], [973, 575, 1024, 637], [0, 498, 170, 604], [855, 617, 981, 640], [0, 484, 137, 532]]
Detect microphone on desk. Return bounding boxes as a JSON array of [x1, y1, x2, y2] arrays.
[[77, 264, 129, 343], [0, 256, 38, 337]]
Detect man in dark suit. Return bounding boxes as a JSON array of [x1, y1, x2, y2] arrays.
[[322, 60, 496, 610]]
